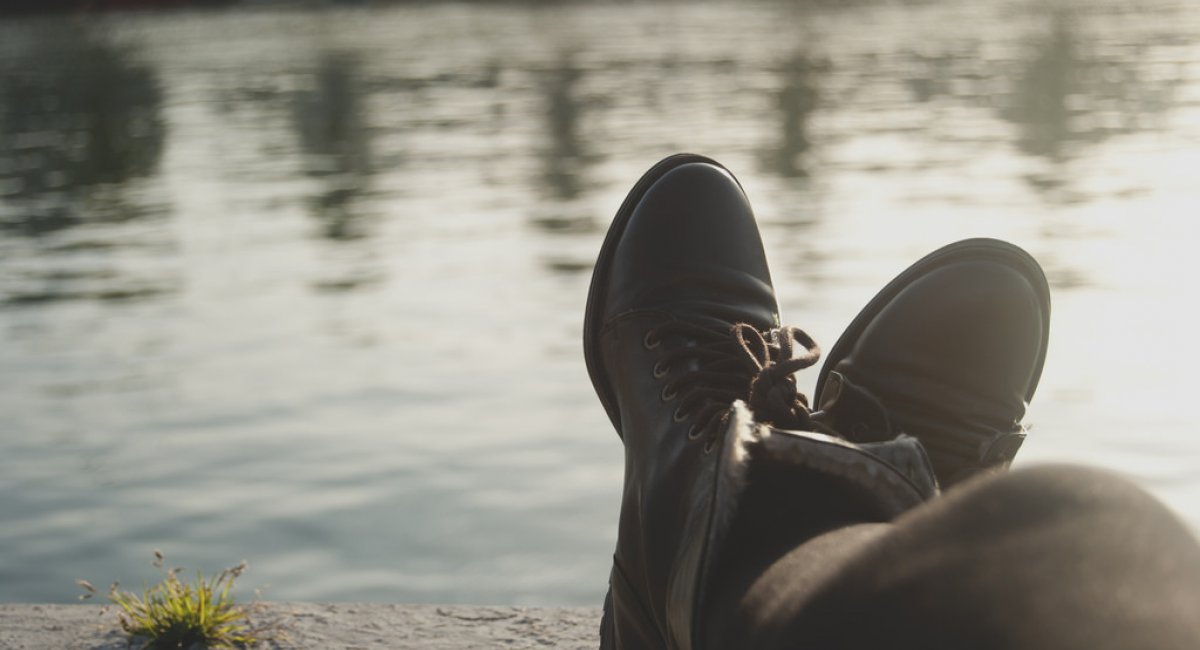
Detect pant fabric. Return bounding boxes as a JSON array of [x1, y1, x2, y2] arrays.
[[702, 464, 1200, 649]]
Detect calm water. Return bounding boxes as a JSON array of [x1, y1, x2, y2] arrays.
[[2, 0, 1200, 605]]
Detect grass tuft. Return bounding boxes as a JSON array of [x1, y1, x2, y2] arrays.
[[82, 552, 281, 649]]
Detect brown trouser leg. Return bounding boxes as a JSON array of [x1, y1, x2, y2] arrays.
[[705, 464, 1200, 649]]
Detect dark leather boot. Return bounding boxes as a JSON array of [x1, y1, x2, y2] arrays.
[[585, 155, 937, 650], [814, 238, 1051, 487]]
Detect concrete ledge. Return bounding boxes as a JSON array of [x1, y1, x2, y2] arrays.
[[0, 603, 602, 649]]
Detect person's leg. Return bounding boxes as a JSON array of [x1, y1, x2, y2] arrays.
[[706, 464, 1200, 649]]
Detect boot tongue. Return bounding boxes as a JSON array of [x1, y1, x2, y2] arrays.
[[814, 371, 897, 443]]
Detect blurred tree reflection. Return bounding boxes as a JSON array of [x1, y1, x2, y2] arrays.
[[1003, 11, 1174, 162], [536, 55, 593, 205], [764, 49, 826, 179], [527, 53, 605, 276], [0, 22, 165, 236], [294, 51, 373, 241], [1007, 14, 1078, 160], [528, 53, 603, 247]]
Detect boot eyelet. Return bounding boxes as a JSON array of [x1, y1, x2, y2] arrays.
[[686, 425, 702, 440], [660, 385, 677, 401], [703, 437, 718, 454], [652, 362, 669, 379], [643, 332, 661, 350], [672, 408, 689, 423]]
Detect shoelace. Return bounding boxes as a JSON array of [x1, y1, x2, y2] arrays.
[[645, 320, 832, 451]]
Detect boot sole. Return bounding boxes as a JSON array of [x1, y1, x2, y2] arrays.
[[815, 237, 1052, 408], [583, 153, 735, 438]]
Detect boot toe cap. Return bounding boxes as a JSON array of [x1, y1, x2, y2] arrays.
[[603, 163, 778, 327]]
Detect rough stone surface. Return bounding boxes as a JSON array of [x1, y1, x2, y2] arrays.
[[0, 603, 602, 649]]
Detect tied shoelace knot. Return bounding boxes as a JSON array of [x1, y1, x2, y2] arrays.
[[644, 320, 830, 451]]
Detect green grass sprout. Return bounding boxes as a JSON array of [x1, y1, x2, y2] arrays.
[[81, 551, 282, 649]]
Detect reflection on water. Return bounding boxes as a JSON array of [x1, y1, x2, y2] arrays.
[[1009, 13, 1081, 160], [296, 51, 374, 242], [764, 49, 824, 179], [887, 7, 1183, 169], [0, 20, 172, 305], [538, 55, 590, 203], [529, 53, 603, 273], [1000, 8, 1179, 196], [0, 23, 164, 230], [2, 1, 1200, 605]]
